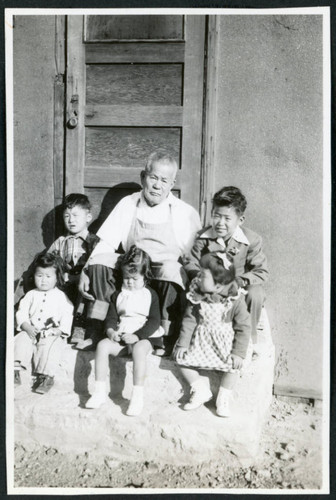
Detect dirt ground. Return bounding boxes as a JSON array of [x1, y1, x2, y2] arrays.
[[13, 396, 324, 491]]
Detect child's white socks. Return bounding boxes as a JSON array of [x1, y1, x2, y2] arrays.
[[216, 386, 232, 417], [126, 385, 144, 417], [85, 381, 107, 409]]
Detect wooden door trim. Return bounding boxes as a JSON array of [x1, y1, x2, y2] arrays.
[[65, 15, 86, 195], [86, 42, 185, 63], [200, 15, 220, 225], [85, 105, 183, 127], [53, 15, 66, 209], [180, 15, 205, 210]]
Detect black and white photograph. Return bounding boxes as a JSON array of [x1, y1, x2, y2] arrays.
[[5, 6, 330, 494]]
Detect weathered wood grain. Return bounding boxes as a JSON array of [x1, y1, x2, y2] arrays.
[[86, 64, 183, 106], [85, 15, 184, 41], [85, 127, 181, 168]]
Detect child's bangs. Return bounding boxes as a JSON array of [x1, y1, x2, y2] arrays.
[[122, 262, 143, 276]]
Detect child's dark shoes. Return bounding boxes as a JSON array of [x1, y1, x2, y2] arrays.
[[33, 375, 54, 394], [14, 370, 21, 386]]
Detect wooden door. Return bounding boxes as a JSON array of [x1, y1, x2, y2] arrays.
[[65, 15, 205, 227]]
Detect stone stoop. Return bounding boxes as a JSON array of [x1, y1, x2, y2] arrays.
[[14, 309, 275, 466]]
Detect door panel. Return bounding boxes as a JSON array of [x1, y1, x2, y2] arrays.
[[86, 64, 183, 105], [86, 127, 181, 169], [85, 15, 184, 41], [65, 14, 205, 215]]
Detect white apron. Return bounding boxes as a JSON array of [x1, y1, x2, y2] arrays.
[[126, 201, 186, 289]]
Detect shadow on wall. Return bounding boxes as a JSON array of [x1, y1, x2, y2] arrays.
[[14, 204, 65, 301], [41, 204, 65, 248]]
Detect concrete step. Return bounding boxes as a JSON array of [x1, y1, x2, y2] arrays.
[[14, 309, 275, 466]]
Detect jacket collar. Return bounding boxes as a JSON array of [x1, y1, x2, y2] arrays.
[[65, 229, 89, 241], [200, 225, 249, 245]]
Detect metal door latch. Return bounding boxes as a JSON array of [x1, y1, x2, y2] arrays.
[[67, 94, 79, 129]]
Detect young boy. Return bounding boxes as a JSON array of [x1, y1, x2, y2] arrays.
[[48, 193, 100, 306], [184, 186, 268, 350], [47, 193, 100, 343]]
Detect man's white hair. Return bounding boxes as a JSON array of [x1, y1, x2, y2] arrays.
[[145, 150, 178, 178]]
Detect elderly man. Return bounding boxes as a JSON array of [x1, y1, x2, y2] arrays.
[[76, 150, 201, 354]]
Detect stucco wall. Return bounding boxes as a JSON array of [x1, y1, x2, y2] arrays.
[[14, 16, 57, 281], [211, 15, 324, 395]]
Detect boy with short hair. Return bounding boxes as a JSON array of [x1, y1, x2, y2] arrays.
[[48, 193, 100, 306], [47, 193, 99, 343], [184, 186, 268, 349]]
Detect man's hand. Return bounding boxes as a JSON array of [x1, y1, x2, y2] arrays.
[[106, 328, 121, 342], [230, 354, 243, 370], [235, 277, 248, 289], [78, 271, 95, 301], [121, 333, 139, 345], [174, 346, 188, 362]]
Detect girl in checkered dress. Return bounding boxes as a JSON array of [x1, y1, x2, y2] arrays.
[[174, 253, 251, 417]]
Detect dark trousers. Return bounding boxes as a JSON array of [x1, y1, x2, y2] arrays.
[[149, 280, 186, 350], [245, 285, 266, 344]]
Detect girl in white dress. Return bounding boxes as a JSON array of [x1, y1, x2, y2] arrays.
[[174, 253, 251, 417], [86, 246, 163, 416]]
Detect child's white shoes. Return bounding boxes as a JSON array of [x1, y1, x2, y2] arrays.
[[85, 392, 107, 409], [216, 387, 232, 417], [126, 386, 144, 416], [183, 380, 212, 411], [85, 381, 107, 409]]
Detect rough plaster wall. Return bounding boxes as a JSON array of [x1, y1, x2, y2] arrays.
[[14, 16, 57, 280], [213, 15, 323, 394]]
